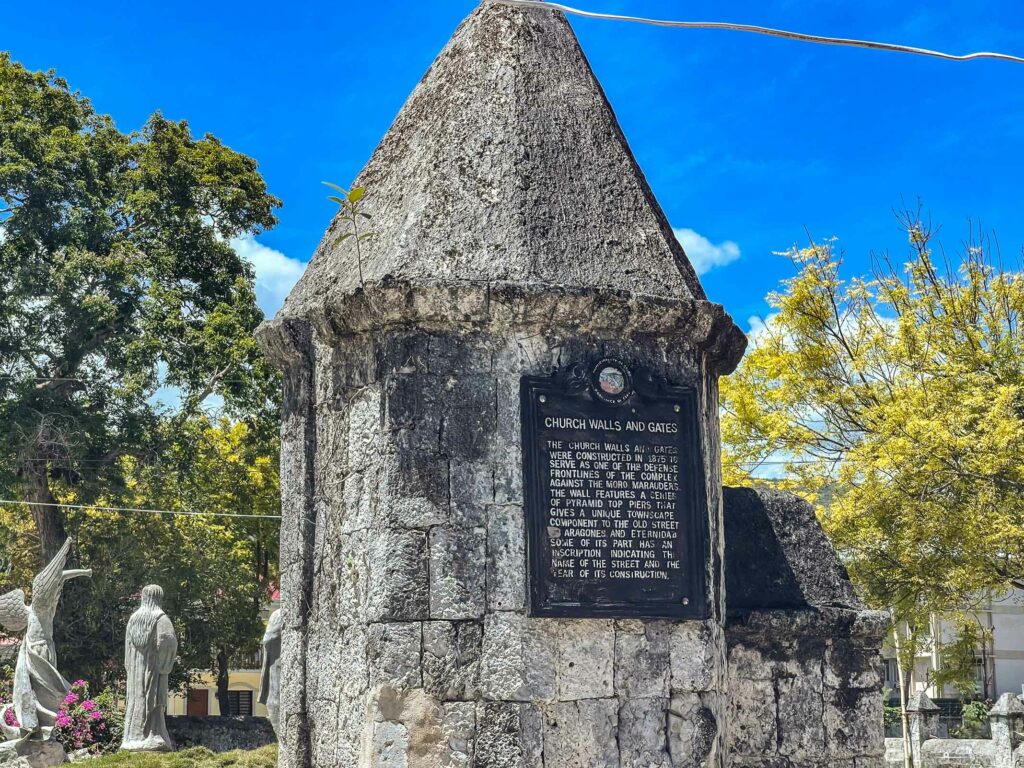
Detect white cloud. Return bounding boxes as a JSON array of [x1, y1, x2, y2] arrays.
[[746, 313, 780, 348], [673, 227, 741, 275], [231, 236, 306, 318]]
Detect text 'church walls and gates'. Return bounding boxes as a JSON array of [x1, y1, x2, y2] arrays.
[[521, 358, 708, 619]]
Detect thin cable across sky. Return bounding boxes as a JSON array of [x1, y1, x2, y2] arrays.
[[492, 0, 1024, 65], [0, 498, 281, 520]]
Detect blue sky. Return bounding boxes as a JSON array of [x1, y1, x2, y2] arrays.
[[6, 1, 1024, 333]]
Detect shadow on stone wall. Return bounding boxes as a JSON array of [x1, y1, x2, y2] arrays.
[[723, 486, 889, 768]]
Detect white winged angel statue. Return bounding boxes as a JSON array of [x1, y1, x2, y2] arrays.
[[0, 539, 91, 743]]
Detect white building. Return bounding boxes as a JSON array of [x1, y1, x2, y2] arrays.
[[883, 587, 1024, 703]]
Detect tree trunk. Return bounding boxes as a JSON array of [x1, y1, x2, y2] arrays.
[[23, 465, 67, 566], [216, 646, 231, 716], [894, 626, 914, 768]]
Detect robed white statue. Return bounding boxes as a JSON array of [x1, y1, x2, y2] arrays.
[[258, 609, 282, 736], [0, 538, 91, 742], [121, 585, 177, 752]]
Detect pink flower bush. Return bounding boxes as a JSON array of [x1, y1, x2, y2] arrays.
[[0, 665, 17, 729], [53, 680, 113, 754]]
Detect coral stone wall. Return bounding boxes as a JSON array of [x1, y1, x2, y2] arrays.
[[261, 285, 739, 768], [166, 716, 277, 753], [725, 610, 887, 768], [721, 487, 888, 768], [261, 286, 886, 768]]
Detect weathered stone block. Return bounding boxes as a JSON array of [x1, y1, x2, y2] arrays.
[[441, 701, 476, 767], [492, 337, 561, 378], [368, 622, 423, 689], [557, 620, 615, 701], [384, 374, 443, 453], [824, 640, 883, 691], [824, 686, 884, 758], [726, 760, 791, 768], [493, 454, 524, 506], [331, 339, 378, 393], [439, 376, 496, 461], [494, 375, 524, 449], [474, 702, 543, 768], [314, 529, 369, 628], [726, 678, 776, 758], [346, 387, 383, 472], [451, 461, 493, 528], [369, 720, 409, 768], [618, 697, 672, 768], [334, 697, 371, 767], [671, 621, 718, 692], [0, 738, 67, 768], [423, 621, 483, 701], [367, 529, 429, 622], [364, 688, 472, 767], [375, 332, 430, 378], [430, 526, 487, 619], [725, 486, 860, 612], [615, 621, 670, 698], [776, 674, 825, 760], [307, 623, 368, 704], [542, 699, 619, 768], [341, 469, 376, 533], [486, 504, 526, 611], [381, 452, 450, 528], [727, 642, 773, 682], [426, 332, 494, 375], [667, 692, 719, 768], [362, 687, 475, 767], [480, 613, 556, 701], [854, 756, 885, 768]]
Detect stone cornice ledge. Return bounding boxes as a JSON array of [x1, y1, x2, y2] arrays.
[[256, 278, 748, 375], [726, 607, 891, 642]]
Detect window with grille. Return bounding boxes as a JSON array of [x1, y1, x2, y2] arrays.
[[226, 690, 254, 717], [883, 659, 900, 690]]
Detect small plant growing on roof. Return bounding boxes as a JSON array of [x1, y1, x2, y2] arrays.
[[324, 182, 375, 287]]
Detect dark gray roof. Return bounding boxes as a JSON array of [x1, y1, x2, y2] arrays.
[[277, 0, 707, 323], [724, 486, 863, 614]]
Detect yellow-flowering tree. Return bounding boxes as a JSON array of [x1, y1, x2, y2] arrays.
[[722, 213, 1024, 757]]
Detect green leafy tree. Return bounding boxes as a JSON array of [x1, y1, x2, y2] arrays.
[[722, 211, 1024, 763], [930, 615, 993, 700], [0, 52, 281, 564]]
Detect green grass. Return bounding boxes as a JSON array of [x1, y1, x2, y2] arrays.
[[86, 745, 277, 768]]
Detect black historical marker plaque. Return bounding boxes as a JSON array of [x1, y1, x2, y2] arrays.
[[521, 359, 708, 619]]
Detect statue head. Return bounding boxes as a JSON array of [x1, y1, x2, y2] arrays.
[[127, 584, 166, 649], [140, 584, 164, 609]]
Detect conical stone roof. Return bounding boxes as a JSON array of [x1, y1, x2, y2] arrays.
[[276, 0, 709, 324]]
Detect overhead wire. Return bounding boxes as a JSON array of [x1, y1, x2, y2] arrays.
[[491, 0, 1024, 65], [0, 498, 281, 520]]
